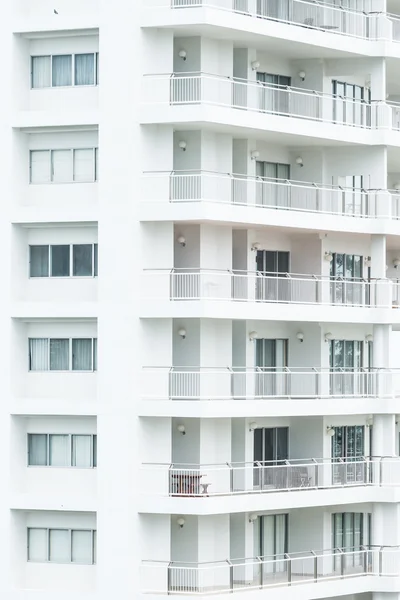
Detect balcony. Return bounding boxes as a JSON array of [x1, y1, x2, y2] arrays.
[[143, 171, 400, 221], [142, 367, 395, 401], [141, 456, 400, 498], [144, 0, 399, 43], [142, 545, 400, 595], [143, 269, 394, 310]]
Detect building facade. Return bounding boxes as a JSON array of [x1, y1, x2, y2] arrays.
[[3, 0, 400, 599]]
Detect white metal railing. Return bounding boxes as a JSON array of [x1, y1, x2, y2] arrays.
[[141, 456, 400, 497], [145, 73, 391, 130], [142, 171, 397, 219], [141, 546, 400, 594], [141, 367, 395, 400], [152, 0, 395, 41], [143, 269, 393, 308], [389, 14, 400, 42]]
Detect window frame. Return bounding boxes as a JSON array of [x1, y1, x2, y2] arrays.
[[27, 528, 97, 564], [28, 337, 98, 372], [29, 243, 98, 278], [29, 149, 98, 184], [27, 433, 97, 468], [31, 53, 99, 89]]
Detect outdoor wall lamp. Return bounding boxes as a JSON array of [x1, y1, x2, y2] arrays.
[[298, 70, 306, 81], [178, 141, 187, 151], [394, 258, 400, 269], [249, 331, 258, 341], [177, 424, 186, 435], [251, 61, 260, 71], [178, 50, 187, 61], [177, 517, 186, 528], [249, 422, 258, 432], [178, 328, 187, 339], [295, 157, 304, 167], [177, 235, 186, 247], [251, 150, 260, 160], [324, 251, 333, 262], [251, 242, 261, 251], [249, 514, 258, 523], [296, 332, 304, 343], [326, 426, 336, 437], [365, 334, 373, 343], [324, 332, 334, 342]]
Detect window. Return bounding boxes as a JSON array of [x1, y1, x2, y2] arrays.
[[30, 149, 98, 184], [30, 244, 98, 278], [29, 338, 98, 372], [31, 53, 99, 88], [28, 434, 97, 468], [332, 80, 371, 126], [28, 528, 96, 564]]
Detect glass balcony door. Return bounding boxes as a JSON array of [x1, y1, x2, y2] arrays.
[[257, 73, 291, 115], [333, 512, 369, 570], [256, 250, 290, 302], [329, 340, 363, 396], [332, 425, 365, 484], [254, 514, 288, 576], [330, 253, 364, 306], [253, 427, 289, 488], [255, 338, 288, 397], [256, 161, 290, 208], [332, 80, 370, 127]]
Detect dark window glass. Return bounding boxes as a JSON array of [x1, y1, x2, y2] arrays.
[[51, 245, 70, 277], [30, 246, 49, 277], [73, 244, 92, 276]]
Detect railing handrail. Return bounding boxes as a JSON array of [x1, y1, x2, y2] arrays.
[[142, 456, 379, 468], [142, 365, 396, 373]]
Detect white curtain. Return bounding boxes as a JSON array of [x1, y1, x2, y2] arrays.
[[73, 244, 92, 276], [71, 530, 92, 564], [30, 150, 50, 184], [30, 245, 49, 277], [28, 434, 47, 466], [29, 338, 49, 371], [49, 529, 70, 562], [72, 435, 91, 467], [32, 56, 51, 88], [72, 339, 92, 371], [75, 54, 95, 86], [28, 528, 48, 561], [49, 434, 70, 466], [52, 150, 72, 183], [52, 55, 72, 86], [50, 339, 69, 370], [73, 148, 94, 182]]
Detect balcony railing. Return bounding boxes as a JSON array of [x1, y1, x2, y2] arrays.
[[141, 456, 400, 497], [142, 545, 400, 594], [143, 171, 399, 220], [144, 73, 395, 130], [143, 269, 395, 308], [152, 0, 396, 41], [142, 367, 395, 400]]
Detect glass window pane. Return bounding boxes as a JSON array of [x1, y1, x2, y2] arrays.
[[72, 435, 92, 467], [32, 56, 51, 88], [30, 150, 50, 184], [30, 246, 49, 277], [93, 435, 97, 468], [49, 529, 70, 562], [74, 149, 94, 182], [93, 338, 97, 371], [28, 528, 48, 561], [95, 148, 99, 181], [94, 244, 98, 276], [29, 338, 49, 371], [50, 339, 69, 370], [52, 55, 72, 87], [334, 514, 343, 548], [93, 531, 97, 563], [51, 245, 70, 277], [73, 244, 92, 276], [49, 434, 70, 466], [72, 339, 93, 371], [72, 530, 92, 564], [52, 150, 72, 183], [75, 54, 95, 86], [28, 434, 48, 466]]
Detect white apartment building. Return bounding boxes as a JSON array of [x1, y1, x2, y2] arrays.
[[5, 1, 400, 599]]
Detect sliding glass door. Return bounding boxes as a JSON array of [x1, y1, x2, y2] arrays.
[[330, 340, 363, 396], [255, 338, 288, 397], [330, 253, 364, 306], [257, 73, 291, 115], [256, 161, 290, 208], [333, 512, 369, 569], [332, 426, 365, 484], [253, 427, 289, 488], [254, 514, 288, 574], [332, 81, 370, 127], [256, 250, 290, 302]]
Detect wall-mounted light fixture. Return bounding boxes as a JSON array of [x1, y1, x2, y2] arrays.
[[394, 183, 400, 191], [324, 332, 334, 342], [298, 70, 306, 81], [364, 256, 371, 268], [326, 426, 336, 437], [296, 332, 304, 343], [251, 242, 261, 252], [394, 258, 400, 269], [366, 416, 373, 428], [249, 331, 258, 341], [295, 157, 304, 167], [178, 50, 187, 61], [177, 235, 186, 247], [178, 328, 187, 340], [177, 424, 186, 435], [324, 251, 333, 262], [249, 421, 258, 432], [365, 334, 373, 343], [250, 150, 260, 160], [251, 61, 260, 71], [177, 517, 186, 528], [178, 141, 187, 151], [249, 514, 258, 523]]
